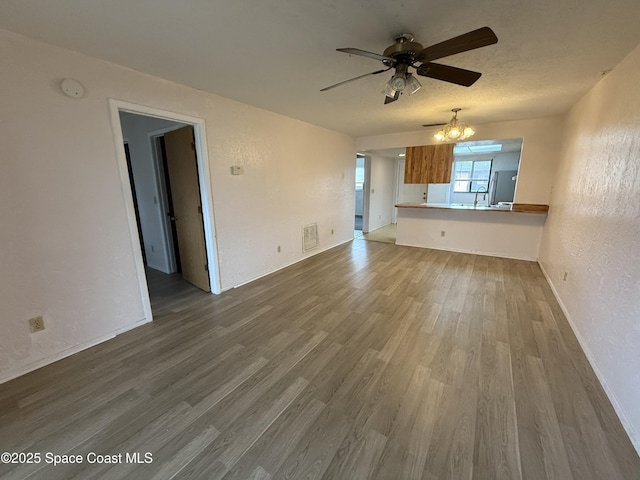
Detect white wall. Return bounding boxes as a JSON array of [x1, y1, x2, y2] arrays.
[[366, 154, 396, 231], [426, 184, 448, 204], [0, 29, 355, 383], [396, 208, 546, 261], [539, 44, 640, 453], [119, 113, 183, 273], [357, 116, 564, 206]]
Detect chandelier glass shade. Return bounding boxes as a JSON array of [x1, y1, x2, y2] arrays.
[[434, 108, 475, 142]]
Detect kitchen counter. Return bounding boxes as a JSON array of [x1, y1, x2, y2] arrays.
[[395, 202, 548, 260], [395, 202, 549, 214]]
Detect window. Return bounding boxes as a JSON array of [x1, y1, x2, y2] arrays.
[[452, 159, 492, 193]]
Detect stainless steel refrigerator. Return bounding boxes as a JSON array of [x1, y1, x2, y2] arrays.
[[489, 170, 518, 205]]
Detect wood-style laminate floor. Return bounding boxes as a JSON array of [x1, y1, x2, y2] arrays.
[[1, 240, 638, 479]]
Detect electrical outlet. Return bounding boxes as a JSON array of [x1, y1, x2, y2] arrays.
[[441, 231, 446, 237], [331, 229, 334, 235], [28, 316, 45, 333], [277, 245, 281, 253], [563, 272, 568, 281]]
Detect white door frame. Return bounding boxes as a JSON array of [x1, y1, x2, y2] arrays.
[[109, 99, 222, 322], [393, 158, 403, 224], [362, 155, 371, 233]]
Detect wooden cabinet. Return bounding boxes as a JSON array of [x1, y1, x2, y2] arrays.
[[404, 144, 454, 184]]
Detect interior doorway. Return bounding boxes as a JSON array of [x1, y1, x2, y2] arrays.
[[120, 115, 211, 292], [110, 100, 221, 321], [354, 155, 366, 238], [155, 135, 181, 275]]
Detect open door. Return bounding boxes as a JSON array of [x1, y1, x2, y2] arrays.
[[164, 126, 210, 292]]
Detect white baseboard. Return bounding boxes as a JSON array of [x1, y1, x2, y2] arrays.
[[231, 237, 354, 290], [0, 317, 150, 385], [538, 261, 640, 455]]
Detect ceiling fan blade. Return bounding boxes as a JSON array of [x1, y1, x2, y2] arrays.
[[336, 48, 395, 63], [416, 62, 482, 87], [320, 68, 390, 91], [414, 27, 498, 63], [384, 91, 400, 104]]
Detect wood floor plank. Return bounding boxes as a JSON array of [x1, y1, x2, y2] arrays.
[[147, 425, 221, 480], [202, 331, 327, 431], [524, 355, 574, 480], [272, 406, 352, 479], [245, 466, 271, 480], [370, 365, 439, 480], [321, 427, 387, 480], [423, 348, 479, 480], [0, 389, 144, 479], [473, 341, 522, 480], [221, 395, 326, 480], [207, 376, 309, 473], [0, 241, 637, 480]]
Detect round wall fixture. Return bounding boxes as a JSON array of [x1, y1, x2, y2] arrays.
[[60, 78, 85, 98]]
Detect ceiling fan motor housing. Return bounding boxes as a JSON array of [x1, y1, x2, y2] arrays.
[[382, 35, 424, 66]]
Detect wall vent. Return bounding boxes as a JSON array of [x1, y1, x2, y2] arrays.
[[302, 223, 319, 252]]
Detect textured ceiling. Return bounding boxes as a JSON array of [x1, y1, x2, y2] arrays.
[[1, 0, 639, 137]]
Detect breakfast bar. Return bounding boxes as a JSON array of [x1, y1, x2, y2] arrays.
[[395, 202, 549, 260]]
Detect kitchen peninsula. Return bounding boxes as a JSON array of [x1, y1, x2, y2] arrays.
[[395, 202, 549, 260]]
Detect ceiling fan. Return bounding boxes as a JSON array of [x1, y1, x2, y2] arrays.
[[321, 27, 498, 104]]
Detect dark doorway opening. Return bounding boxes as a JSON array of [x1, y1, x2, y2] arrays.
[[124, 142, 147, 266], [157, 136, 182, 274]]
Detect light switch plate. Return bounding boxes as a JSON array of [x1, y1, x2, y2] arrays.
[[231, 165, 244, 175]]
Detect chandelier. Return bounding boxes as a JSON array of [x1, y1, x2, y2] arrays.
[[434, 108, 475, 142]]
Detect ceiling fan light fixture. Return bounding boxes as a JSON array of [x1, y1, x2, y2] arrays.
[[384, 82, 398, 98], [434, 108, 475, 142], [384, 75, 405, 98], [390, 73, 407, 91], [406, 74, 422, 95]]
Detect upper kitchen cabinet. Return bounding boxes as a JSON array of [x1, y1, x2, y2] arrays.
[[404, 144, 454, 184]]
